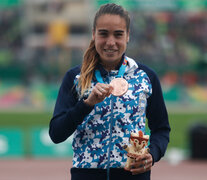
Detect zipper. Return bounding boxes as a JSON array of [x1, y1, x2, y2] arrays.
[[107, 95, 115, 180]]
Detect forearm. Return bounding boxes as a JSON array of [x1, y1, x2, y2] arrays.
[[146, 71, 171, 164], [49, 98, 94, 144], [149, 127, 170, 163]]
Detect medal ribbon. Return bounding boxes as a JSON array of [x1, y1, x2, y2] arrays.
[[95, 57, 127, 83]]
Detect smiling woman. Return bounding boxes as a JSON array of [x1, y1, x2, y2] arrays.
[[92, 14, 129, 69], [49, 3, 170, 180]]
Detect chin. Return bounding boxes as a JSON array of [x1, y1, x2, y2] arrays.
[[102, 55, 121, 61]]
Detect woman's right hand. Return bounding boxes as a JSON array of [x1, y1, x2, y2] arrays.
[[84, 83, 113, 106]]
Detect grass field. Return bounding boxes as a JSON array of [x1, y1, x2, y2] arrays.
[[167, 112, 207, 149], [0, 111, 207, 155]]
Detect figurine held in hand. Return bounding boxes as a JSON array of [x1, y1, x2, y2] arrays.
[[123, 130, 149, 171]]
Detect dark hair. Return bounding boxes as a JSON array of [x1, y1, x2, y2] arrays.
[[93, 3, 130, 32]]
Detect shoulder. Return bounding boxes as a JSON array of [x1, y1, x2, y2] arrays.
[[65, 65, 81, 80], [126, 56, 159, 82], [61, 65, 81, 86], [61, 65, 81, 89], [137, 62, 158, 81], [136, 63, 164, 101]]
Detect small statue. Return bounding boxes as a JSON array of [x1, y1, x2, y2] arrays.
[[123, 130, 149, 171]]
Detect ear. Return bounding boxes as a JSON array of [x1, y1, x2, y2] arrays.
[[92, 29, 95, 41], [127, 30, 130, 43]]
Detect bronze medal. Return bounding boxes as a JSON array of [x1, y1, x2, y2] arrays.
[[110, 78, 128, 96]]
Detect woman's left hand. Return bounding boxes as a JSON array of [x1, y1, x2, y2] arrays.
[[130, 153, 153, 175]]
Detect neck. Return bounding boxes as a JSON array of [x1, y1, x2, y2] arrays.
[[100, 61, 120, 72]]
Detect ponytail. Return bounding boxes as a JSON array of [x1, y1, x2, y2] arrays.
[[78, 40, 99, 96]]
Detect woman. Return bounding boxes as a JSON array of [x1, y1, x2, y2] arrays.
[[49, 3, 170, 180]]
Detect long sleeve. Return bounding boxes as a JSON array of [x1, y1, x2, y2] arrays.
[[136, 62, 171, 164], [146, 70, 171, 163], [49, 67, 94, 144]]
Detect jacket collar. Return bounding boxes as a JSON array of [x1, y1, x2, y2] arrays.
[[96, 54, 125, 78], [95, 54, 138, 79]]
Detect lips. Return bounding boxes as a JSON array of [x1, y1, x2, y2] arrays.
[[104, 49, 117, 53]]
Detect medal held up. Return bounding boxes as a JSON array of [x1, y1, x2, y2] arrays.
[[95, 57, 129, 97], [110, 77, 128, 96]]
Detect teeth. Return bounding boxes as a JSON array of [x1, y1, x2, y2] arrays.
[[105, 49, 116, 52]]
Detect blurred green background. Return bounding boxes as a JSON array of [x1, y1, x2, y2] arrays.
[[0, 0, 207, 159], [0, 111, 207, 157]]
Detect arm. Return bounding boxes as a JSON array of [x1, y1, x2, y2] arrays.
[[129, 64, 170, 175], [49, 68, 94, 144], [146, 71, 171, 164]]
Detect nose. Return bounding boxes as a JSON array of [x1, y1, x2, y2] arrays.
[[106, 36, 115, 46]]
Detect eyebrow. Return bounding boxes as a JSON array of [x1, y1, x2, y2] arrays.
[[98, 29, 125, 33], [98, 29, 107, 33], [115, 30, 125, 33]]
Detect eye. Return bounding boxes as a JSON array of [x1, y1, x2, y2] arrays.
[[98, 31, 108, 37], [100, 32, 107, 36], [134, 139, 138, 143], [115, 33, 123, 38]]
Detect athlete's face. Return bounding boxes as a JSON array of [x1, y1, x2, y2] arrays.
[[92, 14, 129, 67]]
